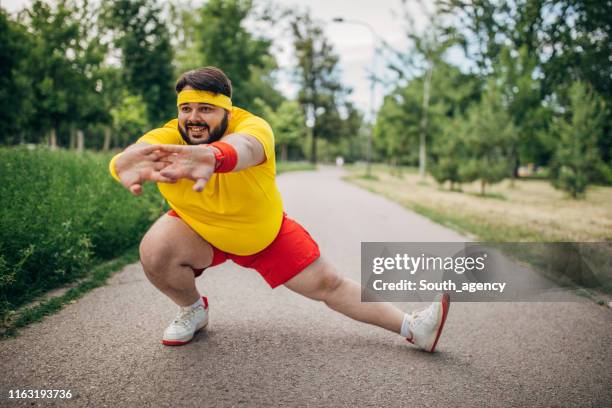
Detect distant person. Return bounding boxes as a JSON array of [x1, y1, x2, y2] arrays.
[[335, 156, 344, 167], [109, 66, 450, 351]]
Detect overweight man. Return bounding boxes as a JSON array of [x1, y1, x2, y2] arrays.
[[109, 66, 450, 351]]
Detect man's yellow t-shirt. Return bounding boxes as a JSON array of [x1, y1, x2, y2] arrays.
[[116, 107, 284, 256]]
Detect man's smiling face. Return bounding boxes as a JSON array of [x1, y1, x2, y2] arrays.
[[177, 86, 230, 145]]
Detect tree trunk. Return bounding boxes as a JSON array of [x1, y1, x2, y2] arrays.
[[419, 66, 433, 180], [76, 129, 84, 153], [103, 127, 111, 151], [69, 127, 76, 150], [481, 179, 486, 196], [281, 143, 288, 162], [49, 128, 58, 150], [310, 131, 317, 164], [510, 154, 519, 187]]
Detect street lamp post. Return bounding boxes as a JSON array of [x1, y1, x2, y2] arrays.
[[332, 17, 378, 177]]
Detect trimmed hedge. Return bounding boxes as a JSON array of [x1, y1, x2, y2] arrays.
[[0, 147, 164, 321]]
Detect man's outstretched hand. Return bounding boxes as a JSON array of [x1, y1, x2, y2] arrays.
[[114, 144, 175, 196], [156, 145, 217, 192]]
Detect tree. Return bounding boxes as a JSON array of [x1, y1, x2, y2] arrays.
[[103, 0, 175, 127], [430, 116, 467, 190], [437, 0, 612, 168], [335, 102, 365, 163], [495, 46, 551, 177], [110, 91, 150, 148], [374, 89, 420, 171], [22, 0, 100, 147], [549, 82, 605, 198], [457, 82, 516, 195], [256, 99, 307, 161], [539, 0, 612, 165], [167, 0, 201, 75], [0, 9, 32, 144], [195, 0, 282, 112], [291, 11, 347, 164], [375, 61, 479, 172]]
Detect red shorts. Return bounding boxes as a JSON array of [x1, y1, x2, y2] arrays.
[[167, 210, 320, 288]]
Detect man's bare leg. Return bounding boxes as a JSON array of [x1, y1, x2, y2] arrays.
[[284, 257, 405, 334], [139, 214, 214, 306]]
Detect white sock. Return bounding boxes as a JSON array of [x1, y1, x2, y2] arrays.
[[400, 313, 413, 339], [189, 296, 203, 309]]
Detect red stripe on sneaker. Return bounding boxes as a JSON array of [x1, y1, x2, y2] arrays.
[[202, 296, 208, 309], [429, 293, 450, 353], [162, 339, 191, 346]]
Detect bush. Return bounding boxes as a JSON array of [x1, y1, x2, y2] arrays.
[[0, 147, 163, 321]]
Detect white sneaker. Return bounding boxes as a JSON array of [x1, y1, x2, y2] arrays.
[[406, 293, 450, 352], [162, 296, 209, 346]]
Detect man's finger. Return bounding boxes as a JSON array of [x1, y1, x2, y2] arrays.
[[133, 144, 163, 155], [155, 144, 190, 154], [193, 178, 207, 192], [162, 153, 185, 165], [160, 165, 187, 179], [129, 184, 142, 196], [149, 172, 177, 183], [152, 161, 172, 171], [147, 150, 173, 161]]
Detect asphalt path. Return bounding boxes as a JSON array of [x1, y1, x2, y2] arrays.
[[1, 167, 611, 407]]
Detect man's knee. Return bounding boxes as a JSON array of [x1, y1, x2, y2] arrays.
[[139, 215, 214, 277], [139, 230, 174, 277], [310, 267, 345, 302]]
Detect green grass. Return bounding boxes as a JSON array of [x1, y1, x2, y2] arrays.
[[465, 191, 507, 200], [0, 147, 163, 326], [354, 182, 552, 242], [345, 165, 612, 300]]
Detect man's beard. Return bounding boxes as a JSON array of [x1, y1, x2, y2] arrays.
[[178, 112, 229, 145]]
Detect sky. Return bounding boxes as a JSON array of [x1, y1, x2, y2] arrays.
[[1, 0, 428, 117], [270, 0, 427, 117]]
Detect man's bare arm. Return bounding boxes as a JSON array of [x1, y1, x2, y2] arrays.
[[221, 133, 266, 171]]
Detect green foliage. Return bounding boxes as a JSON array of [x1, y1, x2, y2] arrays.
[[456, 83, 516, 195], [496, 46, 552, 169], [549, 82, 605, 198], [168, 1, 201, 75], [0, 9, 32, 144], [437, 0, 612, 168], [375, 61, 480, 169], [19, 0, 108, 143], [374, 87, 421, 167], [335, 102, 366, 163], [110, 91, 150, 147], [256, 98, 307, 161], [429, 116, 466, 189], [193, 0, 282, 112], [0, 147, 162, 322], [102, 0, 175, 127], [167, 0, 285, 114]]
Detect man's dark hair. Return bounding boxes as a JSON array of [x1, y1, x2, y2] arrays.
[[175, 67, 232, 97]]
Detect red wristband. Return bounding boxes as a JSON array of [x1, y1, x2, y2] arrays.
[[208, 141, 238, 173]]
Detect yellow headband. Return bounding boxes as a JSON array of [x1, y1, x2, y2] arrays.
[[176, 90, 232, 111]]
